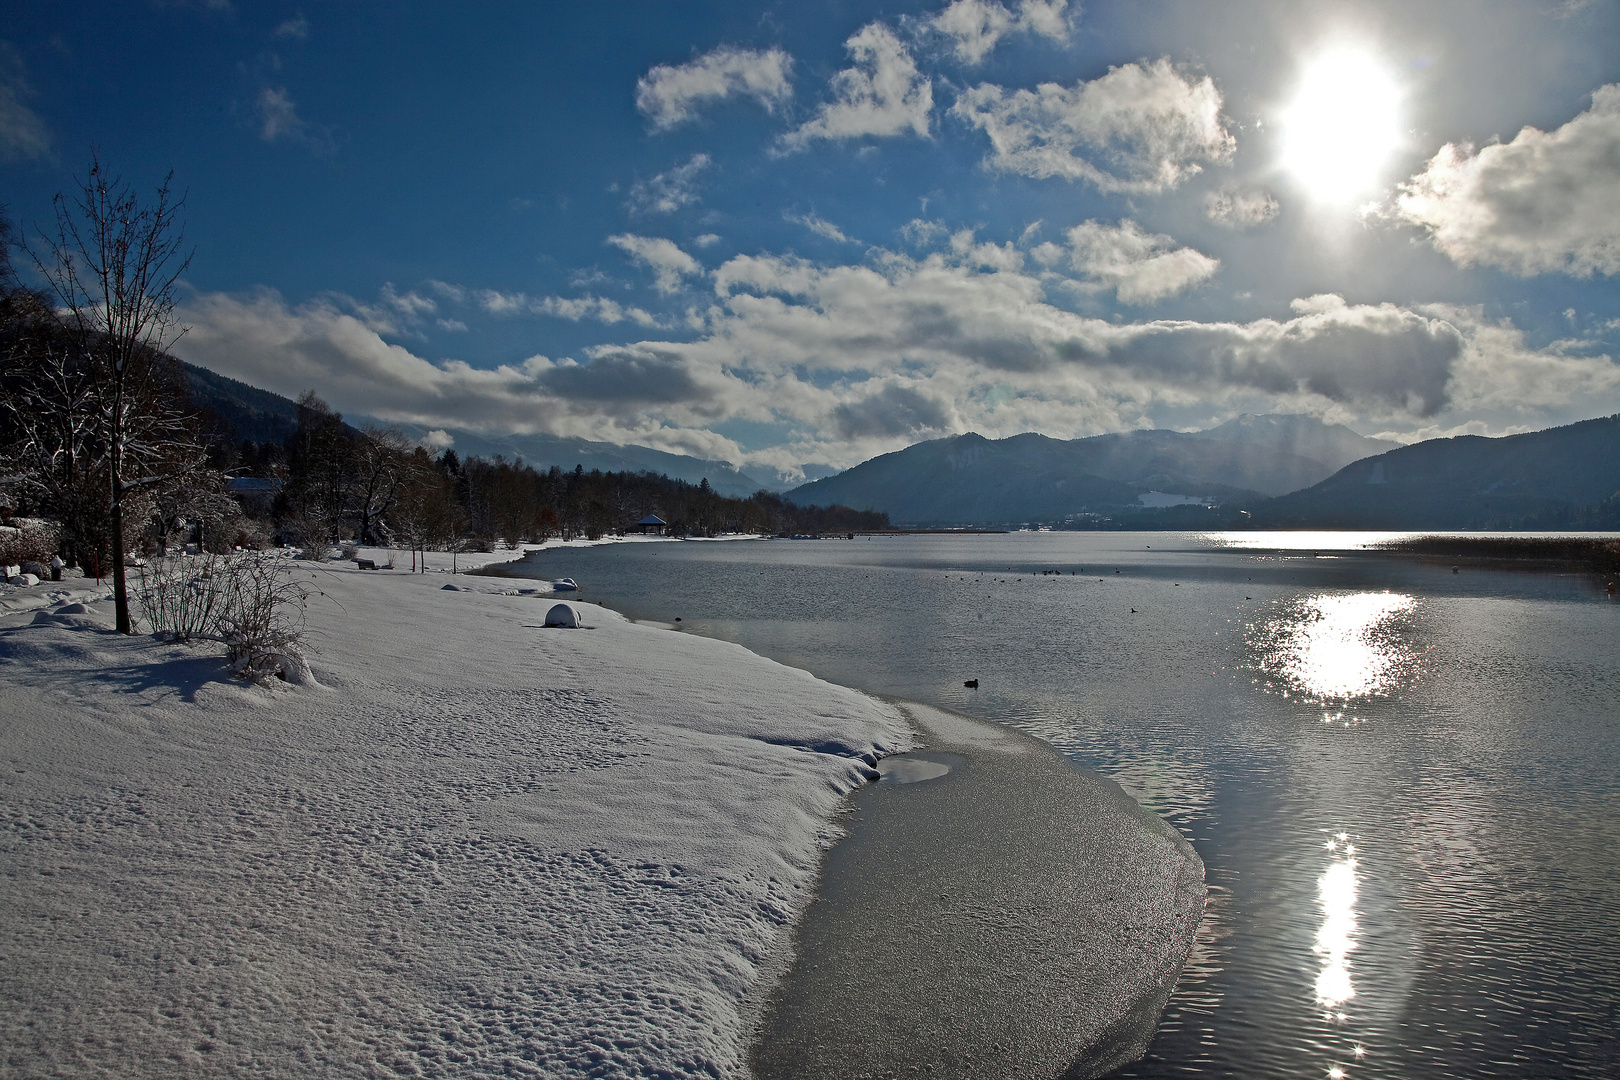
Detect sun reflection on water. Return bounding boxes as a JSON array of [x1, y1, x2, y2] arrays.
[[1316, 836, 1359, 1010], [1316, 834, 1363, 1078], [1254, 592, 1418, 705]]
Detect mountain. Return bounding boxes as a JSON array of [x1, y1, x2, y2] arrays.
[[1198, 414, 1396, 473], [181, 363, 775, 498], [184, 363, 306, 446], [1251, 414, 1620, 529], [785, 415, 1394, 526]]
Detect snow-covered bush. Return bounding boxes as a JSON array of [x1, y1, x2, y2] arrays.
[[0, 518, 60, 565], [136, 552, 313, 683]]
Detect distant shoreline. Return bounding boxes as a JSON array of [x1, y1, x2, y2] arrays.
[[1371, 535, 1620, 576]]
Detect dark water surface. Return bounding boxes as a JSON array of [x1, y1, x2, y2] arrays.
[[497, 532, 1619, 1078]]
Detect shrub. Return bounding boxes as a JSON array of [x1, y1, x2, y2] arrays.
[[135, 552, 314, 683], [0, 519, 61, 565]]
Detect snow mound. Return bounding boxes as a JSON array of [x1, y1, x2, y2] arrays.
[[545, 602, 582, 627]]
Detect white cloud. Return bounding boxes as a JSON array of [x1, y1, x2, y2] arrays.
[[1417, 302, 1620, 413], [175, 241, 1611, 476], [171, 288, 749, 462], [900, 218, 949, 248], [607, 234, 702, 295], [476, 290, 660, 327], [381, 283, 437, 318], [628, 153, 712, 215], [635, 46, 793, 131], [0, 44, 51, 161], [1063, 220, 1220, 304], [420, 428, 454, 450], [273, 15, 309, 39], [256, 87, 301, 141], [932, 0, 1072, 65], [781, 24, 933, 150], [256, 86, 334, 152], [1204, 187, 1280, 228], [1395, 83, 1620, 277], [951, 58, 1234, 193], [787, 212, 856, 244]]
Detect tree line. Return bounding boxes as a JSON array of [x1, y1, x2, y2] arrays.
[[225, 389, 888, 565]]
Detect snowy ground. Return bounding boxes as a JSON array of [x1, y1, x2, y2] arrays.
[[0, 562, 911, 1078], [357, 533, 764, 577]]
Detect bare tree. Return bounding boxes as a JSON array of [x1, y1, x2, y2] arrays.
[[25, 154, 194, 633], [352, 425, 415, 545]]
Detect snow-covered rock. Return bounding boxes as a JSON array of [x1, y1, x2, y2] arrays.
[[6, 573, 39, 587], [544, 601, 582, 627]]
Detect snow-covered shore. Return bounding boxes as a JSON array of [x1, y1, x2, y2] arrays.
[[0, 563, 911, 1078]]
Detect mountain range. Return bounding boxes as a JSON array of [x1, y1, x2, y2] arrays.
[[185, 361, 1620, 531], [785, 416, 1395, 525], [1250, 414, 1620, 529]]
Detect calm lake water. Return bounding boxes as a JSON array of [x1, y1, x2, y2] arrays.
[[499, 532, 1619, 1079]]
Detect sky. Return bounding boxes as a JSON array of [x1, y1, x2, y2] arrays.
[[2, 0, 1618, 484]]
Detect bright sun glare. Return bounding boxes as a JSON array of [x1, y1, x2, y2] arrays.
[[1281, 49, 1402, 202]]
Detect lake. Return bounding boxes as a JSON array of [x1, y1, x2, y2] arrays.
[[496, 531, 1619, 1079]]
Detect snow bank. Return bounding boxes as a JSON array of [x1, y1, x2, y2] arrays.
[[0, 566, 911, 1078], [353, 533, 764, 578]]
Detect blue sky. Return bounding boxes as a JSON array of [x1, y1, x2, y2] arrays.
[[3, 1, 1618, 481]]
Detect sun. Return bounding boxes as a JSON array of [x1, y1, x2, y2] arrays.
[[1280, 48, 1403, 203]]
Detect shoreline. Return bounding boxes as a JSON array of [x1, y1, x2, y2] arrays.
[[0, 559, 1205, 1077], [483, 550, 1207, 1077], [748, 700, 1205, 1080]]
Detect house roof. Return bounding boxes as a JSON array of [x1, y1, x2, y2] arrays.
[[637, 514, 667, 525]]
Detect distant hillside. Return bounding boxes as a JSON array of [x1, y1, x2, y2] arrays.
[[786, 415, 1391, 526], [180, 362, 774, 498], [1252, 414, 1620, 529], [184, 363, 304, 446]]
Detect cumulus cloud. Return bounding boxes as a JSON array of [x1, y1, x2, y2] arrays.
[[833, 381, 958, 438], [171, 288, 750, 462], [1395, 83, 1620, 277], [932, 0, 1072, 65], [781, 23, 932, 150], [607, 234, 702, 294], [0, 43, 52, 161], [1417, 302, 1620, 413], [273, 15, 309, 39], [951, 58, 1234, 193], [1061, 220, 1220, 304], [1204, 187, 1280, 228], [176, 238, 1606, 475], [636, 46, 793, 131], [628, 153, 712, 215]]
